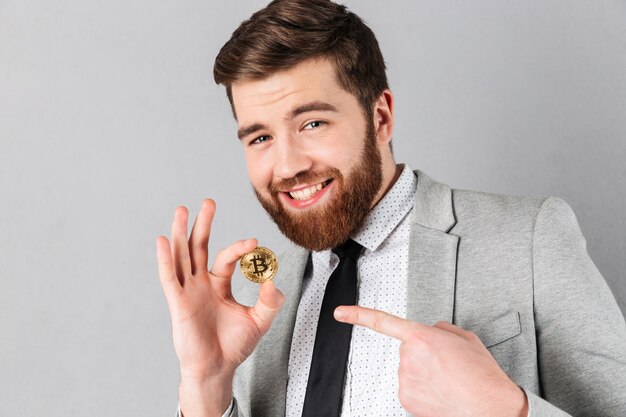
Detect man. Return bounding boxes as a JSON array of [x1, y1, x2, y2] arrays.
[[156, 1, 626, 416]]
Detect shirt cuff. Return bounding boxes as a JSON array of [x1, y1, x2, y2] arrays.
[[176, 398, 234, 417]]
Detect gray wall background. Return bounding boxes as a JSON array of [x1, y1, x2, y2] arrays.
[[1, 0, 624, 415]]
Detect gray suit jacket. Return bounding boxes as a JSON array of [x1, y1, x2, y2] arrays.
[[231, 170, 626, 416]]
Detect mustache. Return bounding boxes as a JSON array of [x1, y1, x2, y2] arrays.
[[269, 168, 342, 194]]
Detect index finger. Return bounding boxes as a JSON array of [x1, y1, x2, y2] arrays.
[[208, 238, 258, 295], [334, 305, 424, 341]]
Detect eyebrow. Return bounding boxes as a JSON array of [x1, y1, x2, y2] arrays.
[[237, 101, 339, 140], [289, 101, 339, 119], [237, 123, 267, 141]]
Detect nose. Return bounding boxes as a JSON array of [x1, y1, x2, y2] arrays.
[[273, 135, 313, 179]]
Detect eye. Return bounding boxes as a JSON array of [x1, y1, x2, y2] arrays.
[[250, 135, 271, 145], [303, 120, 325, 130]]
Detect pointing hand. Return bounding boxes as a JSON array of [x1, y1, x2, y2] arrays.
[[335, 306, 528, 417]]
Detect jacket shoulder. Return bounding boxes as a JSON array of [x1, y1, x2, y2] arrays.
[[450, 188, 549, 236]]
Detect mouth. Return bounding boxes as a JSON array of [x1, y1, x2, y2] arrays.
[[287, 179, 332, 200], [280, 179, 334, 209]]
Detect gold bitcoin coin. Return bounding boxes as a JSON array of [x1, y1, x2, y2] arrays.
[[240, 246, 279, 284]]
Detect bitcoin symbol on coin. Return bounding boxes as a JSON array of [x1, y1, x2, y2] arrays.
[[240, 247, 278, 283], [251, 255, 268, 276]]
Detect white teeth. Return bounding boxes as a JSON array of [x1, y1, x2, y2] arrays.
[[289, 182, 325, 201]]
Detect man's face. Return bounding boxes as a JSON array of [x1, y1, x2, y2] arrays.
[[231, 59, 384, 251]]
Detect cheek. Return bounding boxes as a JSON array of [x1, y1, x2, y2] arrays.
[[245, 151, 273, 191], [309, 132, 363, 170], [321, 143, 362, 172]]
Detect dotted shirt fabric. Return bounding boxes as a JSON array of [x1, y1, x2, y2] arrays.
[[286, 165, 417, 417]]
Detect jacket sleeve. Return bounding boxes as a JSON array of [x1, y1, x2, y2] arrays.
[[529, 197, 626, 416]]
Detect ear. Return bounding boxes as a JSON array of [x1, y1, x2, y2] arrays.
[[372, 89, 394, 146]]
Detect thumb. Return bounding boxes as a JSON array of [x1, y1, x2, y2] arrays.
[[250, 281, 285, 334]]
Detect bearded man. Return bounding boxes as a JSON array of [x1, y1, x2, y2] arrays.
[[156, 1, 626, 417]]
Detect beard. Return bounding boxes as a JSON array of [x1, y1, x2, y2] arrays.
[[253, 123, 383, 251]]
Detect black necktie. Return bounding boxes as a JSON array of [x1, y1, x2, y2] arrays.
[[301, 239, 363, 417]]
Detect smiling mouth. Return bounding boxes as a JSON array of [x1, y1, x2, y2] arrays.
[[287, 179, 333, 201]]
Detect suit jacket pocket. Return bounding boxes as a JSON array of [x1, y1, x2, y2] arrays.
[[469, 311, 522, 348]]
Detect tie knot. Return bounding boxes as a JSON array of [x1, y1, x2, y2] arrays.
[[333, 239, 363, 261]]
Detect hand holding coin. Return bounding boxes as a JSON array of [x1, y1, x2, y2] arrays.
[[156, 199, 285, 416], [240, 247, 279, 283]]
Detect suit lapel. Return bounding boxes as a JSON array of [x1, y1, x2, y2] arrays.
[[246, 245, 309, 417], [406, 170, 459, 326]]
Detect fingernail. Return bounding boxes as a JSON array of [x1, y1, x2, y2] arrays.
[[334, 308, 346, 321]]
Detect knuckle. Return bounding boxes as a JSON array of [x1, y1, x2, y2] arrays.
[[465, 330, 481, 343], [433, 320, 448, 328], [372, 312, 387, 333], [406, 329, 424, 345], [192, 244, 204, 252], [192, 238, 208, 249]]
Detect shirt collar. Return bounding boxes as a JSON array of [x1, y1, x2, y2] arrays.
[[352, 164, 416, 252], [314, 164, 417, 265]]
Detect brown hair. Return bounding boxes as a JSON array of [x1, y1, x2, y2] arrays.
[[213, 0, 388, 119]]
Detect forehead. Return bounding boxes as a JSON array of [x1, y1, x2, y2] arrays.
[[231, 59, 357, 122]]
